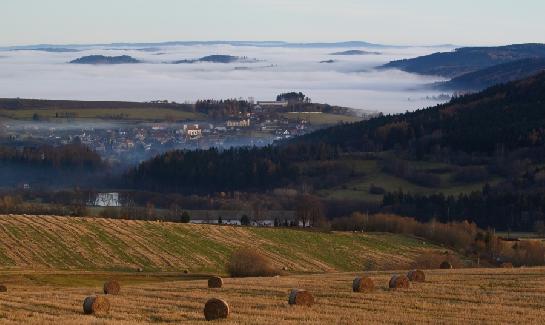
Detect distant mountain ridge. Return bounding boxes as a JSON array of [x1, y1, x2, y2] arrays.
[[11, 48, 80, 53], [0, 40, 421, 51], [70, 55, 141, 64], [381, 43, 545, 78]]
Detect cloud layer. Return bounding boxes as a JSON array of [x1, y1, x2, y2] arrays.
[[0, 45, 450, 114]]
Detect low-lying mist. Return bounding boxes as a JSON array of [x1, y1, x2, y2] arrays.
[[0, 44, 450, 114]]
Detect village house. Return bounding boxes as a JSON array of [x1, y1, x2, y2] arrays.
[[184, 124, 202, 138], [226, 118, 251, 128], [92, 192, 121, 207], [256, 100, 288, 108]]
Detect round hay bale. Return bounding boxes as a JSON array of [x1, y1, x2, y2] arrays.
[[500, 262, 514, 268], [183, 269, 189, 274], [288, 289, 314, 306], [208, 276, 223, 288], [103, 280, 120, 295], [83, 296, 110, 315], [0, 284, 7, 292], [203, 298, 230, 321], [407, 270, 426, 282], [440, 261, 453, 269], [352, 276, 374, 293], [389, 275, 410, 289]]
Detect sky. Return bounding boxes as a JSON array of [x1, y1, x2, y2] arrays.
[[2, 0, 545, 46]]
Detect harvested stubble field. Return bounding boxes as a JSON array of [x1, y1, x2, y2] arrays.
[[1, 268, 545, 324], [0, 215, 443, 273]]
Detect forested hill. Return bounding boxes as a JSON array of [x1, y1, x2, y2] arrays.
[[436, 58, 545, 91], [292, 71, 545, 155], [381, 43, 545, 78], [126, 72, 545, 194]]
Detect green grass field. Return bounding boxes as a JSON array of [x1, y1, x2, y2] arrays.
[[0, 215, 442, 274], [315, 157, 503, 202], [283, 112, 362, 125], [0, 107, 206, 121]]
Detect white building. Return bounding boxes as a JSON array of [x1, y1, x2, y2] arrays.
[[183, 124, 202, 138], [257, 100, 288, 108], [93, 193, 121, 207], [226, 118, 251, 128]]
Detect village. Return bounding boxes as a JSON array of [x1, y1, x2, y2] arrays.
[[1, 99, 325, 165]]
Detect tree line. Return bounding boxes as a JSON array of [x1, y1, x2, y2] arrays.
[[382, 185, 545, 231], [123, 143, 340, 194], [0, 143, 103, 170]]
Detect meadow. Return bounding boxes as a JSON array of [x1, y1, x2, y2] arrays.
[[314, 157, 502, 203], [0, 107, 205, 121], [282, 112, 363, 126], [0, 215, 441, 273], [1, 268, 545, 324], [1, 215, 544, 324]]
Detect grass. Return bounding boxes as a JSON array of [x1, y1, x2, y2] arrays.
[[316, 157, 503, 202], [282, 112, 362, 125], [0, 215, 443, 274], [0, 107, 206, 121], [1, 268, 545, 323]]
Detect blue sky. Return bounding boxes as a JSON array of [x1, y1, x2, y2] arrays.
[[2, 0, 545, 46]]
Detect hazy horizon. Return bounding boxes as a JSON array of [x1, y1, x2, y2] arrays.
[[2, 0, 545, 47]]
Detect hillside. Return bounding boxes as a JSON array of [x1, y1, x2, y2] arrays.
[[1, 268, 544, 324], [330, 50, 380, 55], [0, 215, 440, 273], [381, 43, 545, 77], [296, 71, 545, 154], [131, 72, 545, 194], [69, 55, 141, 64], [436, 58, 545, 91], [0, 98, 203, 121], [123, 72, 545, 230]]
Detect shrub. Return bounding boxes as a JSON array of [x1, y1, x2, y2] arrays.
[[180, 211, 190, 223], [332, 213, 476, 251], [100, 207, 120, 218], [227, 248, 277, 277], [451, 166, 489, 183], [240, 215, 250, 226], [369, 184, 386, 195], [406, 171, 442, 188], [412, 252, 462, 269]]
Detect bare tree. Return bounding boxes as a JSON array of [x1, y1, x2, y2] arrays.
[[295, 195, 325, 227]]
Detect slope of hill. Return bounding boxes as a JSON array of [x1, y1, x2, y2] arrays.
[[0, 98, 203, 121], [296, 71, 545, 154], [381, 43, 545, 77], [69, 55, 141, 64], [436, 58, 545, 91], [0, 215, 440, 273]]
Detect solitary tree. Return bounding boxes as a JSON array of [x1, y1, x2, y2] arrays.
[[240, 215, 250, 226], [180, 211, 191, 223]]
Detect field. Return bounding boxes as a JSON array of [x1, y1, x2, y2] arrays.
[[0, 107, 205, 121], [1, 268, 545, 324], [0, 215, 442, 273], [283, 112, 362, 125], [0, 215, 544, 324], [315, 158, 502, 202]]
